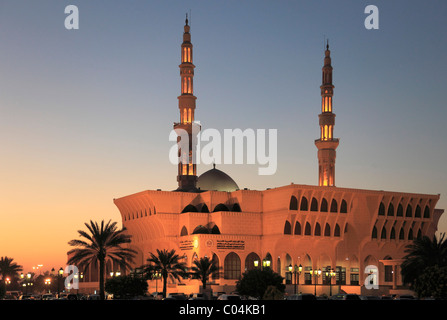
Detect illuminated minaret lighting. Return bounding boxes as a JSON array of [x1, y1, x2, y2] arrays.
[[174, 15, 200, 191], [315, 41, 339, 187]]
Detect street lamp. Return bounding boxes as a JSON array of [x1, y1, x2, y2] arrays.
[[152, 271, 162, 293], [310, 268, 321, 296], [325, 269, 336, 296], [57, 267, 64, 296], [288, 264, 302, 294], [45, 278, 51, 293]]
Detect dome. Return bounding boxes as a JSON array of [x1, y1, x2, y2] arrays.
[[197, 165, 239, 192]]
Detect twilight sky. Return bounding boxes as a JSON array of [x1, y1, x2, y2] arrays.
[[0, 0, 446, 273]]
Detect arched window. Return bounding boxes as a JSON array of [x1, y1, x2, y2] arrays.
[[245, 252, 261, 272], [406, 204, 412, 217], [424, 206, 430, 218], [289, 196, 298, 210], [305, 222, 312, 235], [408, 228, 414, 240], [315, 223, 321, 236], [180, 226, 188, 236], [224, 252, 241, 280], [284, 221, 292, 235], [415, 205, 421, 218], [397, 204, 403, 217], [399, 228, 405, 240], [182, 204, 198, 213], [378, 202, 385, 216], [310, 198, 318, 211], [381, 227, 387, 240], [201, 204, 210, 213], [334, 224, 341, 237], [300, 197, 308, 211], [330, 199, 338, 213], [387, 203, 394, 216], [324, 223, 331, 236], [294, 222, 301, 235], [210, 225, 221, 234], [340, 200, 348, 213], [390, 227, 396, 240], [321, 198, 328, 212], [372, 226, 378, 239], [213, 203, 229, 212], [232, 203, 242, 212], [417, 229, 422, 239], [212, 254, 220, 279]]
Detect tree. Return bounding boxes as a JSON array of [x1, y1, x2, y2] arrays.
[[401, 233, 447, 286], [189, 256, 219, 290], [67, 220, 137, 300], [236, 268, 285, 300], [413, 265, 447, 299], [144, 249, 187, 298], [105, 275, 148, 299], [0, 256, 23, 282]]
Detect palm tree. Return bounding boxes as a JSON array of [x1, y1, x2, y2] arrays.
[[189, 256, 219, 290], [401, 233, 447, 286], [144, 249, 187, 298], [67, 220, 137, 300], [0, 256, 23, 282]]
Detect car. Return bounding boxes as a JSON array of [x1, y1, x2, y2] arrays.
[[330, 293, 361, 300], [217, 294, 241, 300], [189, 293, 205, 300], [362, 295, 381, 300], [287, 294, 317, 300], [42, 294, 55, 300], [395, 294, 416, 300], [167, 293, 188, 300]]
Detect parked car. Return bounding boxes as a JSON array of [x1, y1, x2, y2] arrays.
[[330, 293, 361, 300], [287, 294, 317, 300], [217, 294, 241, 300]]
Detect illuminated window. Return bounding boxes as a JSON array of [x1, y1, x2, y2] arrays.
[[224, 252, 241, 280]]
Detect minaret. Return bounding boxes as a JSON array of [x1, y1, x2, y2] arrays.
[[174, 15, 200, 191], [315, 42, 339, 187]]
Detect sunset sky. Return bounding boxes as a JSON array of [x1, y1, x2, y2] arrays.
[[0, 0, 446, 273]]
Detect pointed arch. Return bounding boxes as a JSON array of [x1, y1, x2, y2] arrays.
[[378, 202, 385, 216], [330, 199, 338, 213], [334, 224, 341, 237], [415, 205, 421, 218], [180, 226, 188, 236], [408, 228, 414, 240], [300, 196, 308, 211], [245, 252, 261, 272], [381, 226, 387, 239], [310, 198, 318, 211], [320, 198, 328, 212], [294, 221, 301, 235], [324, 223, 331, 236], [397, 203, 403, 217], [372, 226, 378, 239], [406, 204, 412, 217], [284, 221, 292, 235], [212, 254, 220, 279], [340, 200, 348, 213], [201, 204, 210, 213], [314, 223, 321, 236], [305, 222, 312, 235], [387, 203, 394, 216], [424, 205, 430, 218], [289, 196, 298, 210], [399, 228, 405, 240], [390, 227, 396, 240]]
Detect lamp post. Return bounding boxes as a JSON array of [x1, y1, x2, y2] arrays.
[[288, 264, 302, 294], [310, 268, 321, 296], [325, 269, 336, 296], [44, 278, 51, 293], [152, 271, 162, 293], [57, 267, 64, 297]]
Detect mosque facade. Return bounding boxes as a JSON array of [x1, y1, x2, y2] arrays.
[[78, 18, 444, 297]]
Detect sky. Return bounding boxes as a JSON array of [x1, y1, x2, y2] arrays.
[[0, 0, 446, 273]]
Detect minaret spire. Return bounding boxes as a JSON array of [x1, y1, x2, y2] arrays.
[[315, 42, 339, 187], [174, 17, 200, 191]]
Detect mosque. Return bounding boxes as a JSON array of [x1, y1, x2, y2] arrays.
[[78, 18, 444, 297]]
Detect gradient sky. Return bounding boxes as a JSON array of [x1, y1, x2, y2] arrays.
[[0, 0, 446, 273]]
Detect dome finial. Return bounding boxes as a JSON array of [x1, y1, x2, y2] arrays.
[[213, 163, 216, 169], [185, 13, 188, 26]]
